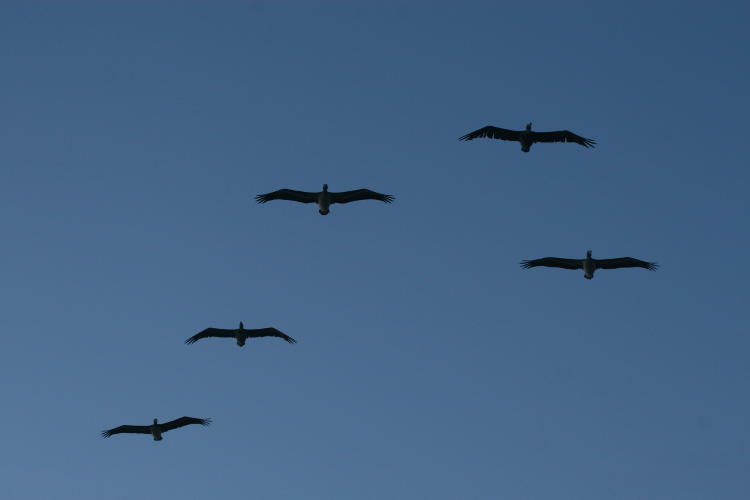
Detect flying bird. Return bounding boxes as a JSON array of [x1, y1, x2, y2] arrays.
[[185, 321, 297, 347], [255, 184, 394, 215], [520, 250, 657, 279], [459, 122, 596, 152], [101, 416, 211, 441]]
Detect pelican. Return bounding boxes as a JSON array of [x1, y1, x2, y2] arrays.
[[520, 250, 657, 279], [101, 416, 211, 441], [459, 122, 596, 152], [185, 321, 297, 347], [255, 184, 394, 215]]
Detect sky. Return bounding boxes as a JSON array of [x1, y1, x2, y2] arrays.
[[1, 1, 749, 499]]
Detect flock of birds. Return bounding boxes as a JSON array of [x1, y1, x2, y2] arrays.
[[100, 121, 658, 441]]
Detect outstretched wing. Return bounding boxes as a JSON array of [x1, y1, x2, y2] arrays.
[[520, 257, 583, 270], [531, 130, 596, 148], [594, 257, 658, 271], [330, 189, 394, 205], [160, 416, 212, 433], [101, 424, 151, 438], [255, 189, 318, 204], [458, 125, 521, 142], [185, 328, 236, 344], [246, 327, 297, 344]]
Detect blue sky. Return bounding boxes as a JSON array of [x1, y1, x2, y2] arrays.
[[1, 2, 749, 499]]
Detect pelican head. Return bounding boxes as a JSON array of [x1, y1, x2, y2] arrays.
[[586, 250, 592, 258], [525, 122, 532, 131], [239, 321, 244, 330], [153, 418, 158, 425], [322, 184, 329, 192]]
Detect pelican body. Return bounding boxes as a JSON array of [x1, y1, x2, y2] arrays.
[[150, 418, 163, 441], [519, 123, 534, 152], [235, 322, 250, 346], [582, 250, 596, 279], [317, 185, 332, 215]]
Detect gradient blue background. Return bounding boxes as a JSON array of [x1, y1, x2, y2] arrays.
[[1, 2, 749, 499]]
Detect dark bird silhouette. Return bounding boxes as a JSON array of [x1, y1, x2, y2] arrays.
[[101, 416, 211, 441], [185, 321, 297, 347], [255, 184, 394, 215], [520, 250, 657, 279], [459, 122, 596, 152]]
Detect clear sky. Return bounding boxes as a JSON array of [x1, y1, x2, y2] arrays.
[[1, 1, 749, 499]]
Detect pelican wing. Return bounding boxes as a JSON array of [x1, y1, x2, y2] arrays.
[[246, 327, 297, 344], [594, 257, 658, 271], [185, 328, 236, 344], [531, 130, 596, 148], [101, 424, 151, 438], [458, 125, 521, 142], [255, 189, 318, 204], [520, 257, 583, 270], [330, 189, 394, 204], [160, 416, 212, 433]]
